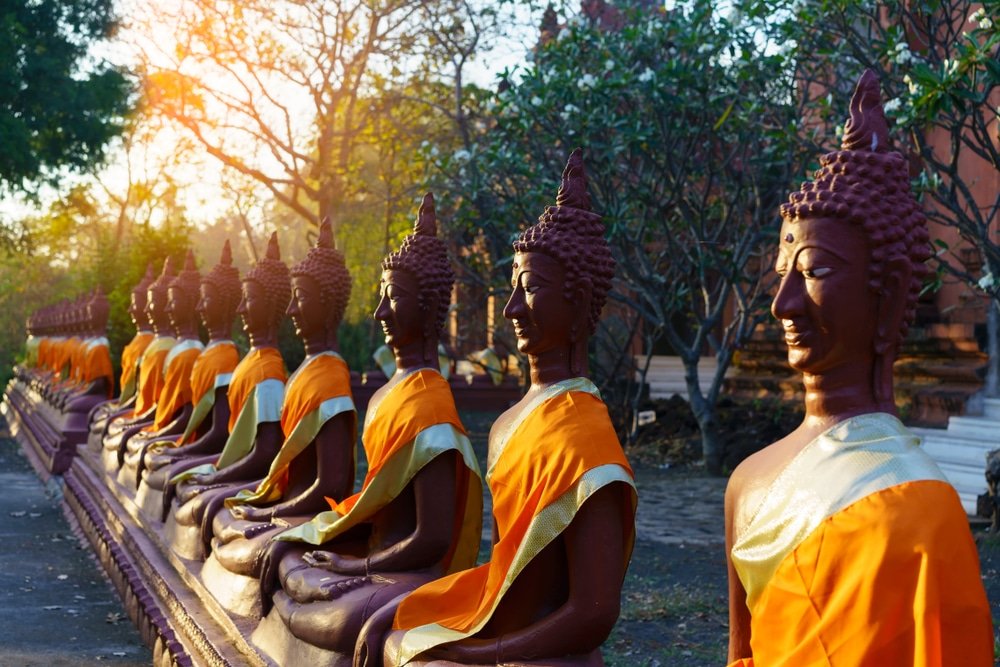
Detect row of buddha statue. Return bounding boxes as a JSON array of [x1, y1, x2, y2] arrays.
[[17, 149, 635, 666]]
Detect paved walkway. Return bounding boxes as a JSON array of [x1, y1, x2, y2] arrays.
[[0, 436, 149, 666], [633, 468, 727, 546]]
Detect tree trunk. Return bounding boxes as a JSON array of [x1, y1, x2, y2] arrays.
[[987, 298, 999, 398], [684, 356, 724, 475]]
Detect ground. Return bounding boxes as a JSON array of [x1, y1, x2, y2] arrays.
[[1, 402, 998, 666]]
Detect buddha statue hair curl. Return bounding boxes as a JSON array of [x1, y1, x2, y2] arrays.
[[513, 148, 615, 335], [382, 193, 454, 335], [291, 218, 352, 326], [244, 232, 291, 328], [780, 69, 930, 344], [169, 249, 202, 306], [203, 240, 242, 319], [148, 256, 177, 299]]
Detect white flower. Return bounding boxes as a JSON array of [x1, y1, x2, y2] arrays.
[[944, 58, 960, 75], [604, 59, 615, 71], [979, 272, 995, 291], [452, 149, 471, 162], [560, 103, 580, 121], [894, 43, 913, 65], [429, 145, 439, 157], [698, 43, 713, 54], [637, 68, 655, 83], [530, 95, 543, 106], [904, 74, 919, 95], [970, 7, 986, 23], [578, 73, 598, 89], [980, 17, 993, 30], [883, 98, 901, 113]]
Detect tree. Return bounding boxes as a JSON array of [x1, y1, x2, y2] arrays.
[[0, 0, 132, 191], [764, 0, 1000, 394], [434, 0, 811, 473]]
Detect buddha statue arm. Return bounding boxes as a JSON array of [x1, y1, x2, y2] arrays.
[[725, 478, 752, 661], [232, 412, 355, 521], [165, 388, 231, 457], [430, 484, 626, 663], [139, 405, 194, 441], [303, 452, 457, 576], [192, 420, 283, 484]]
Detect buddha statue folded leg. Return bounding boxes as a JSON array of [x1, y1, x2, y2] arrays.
[[380, 630, 606, 667], [101, 422, 148, 475], [167, 480, 257, 560]]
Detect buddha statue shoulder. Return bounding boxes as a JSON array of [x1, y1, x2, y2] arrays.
[[201, 218, 357, 616], [248, 193, 483, 665], [724, 70, 992, 666]]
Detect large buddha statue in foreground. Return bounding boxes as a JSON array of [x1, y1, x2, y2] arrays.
[[363, 149, 636, 667], [201, 219, 357, 616], [724, 71, 992, 666], [249, 194, 483, 665]]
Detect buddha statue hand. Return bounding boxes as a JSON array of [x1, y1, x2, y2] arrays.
[[302, 549, 368, 576], [311, 574, 373, 602], [259, 540, 297, 615], [229, 503, 272, 523]]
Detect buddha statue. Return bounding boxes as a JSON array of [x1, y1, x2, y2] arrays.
[[249, 194, 483, 666], [118, 251, 206, 489], [60, 289, 115, 429], [724, 71, 992, 666], [164, 232, 289, 561], [361, 149, 636, 667], [101, 257, 179, 473], [200, 218, 357, 617], [86, 264, 157, 450], [137, 242, 242, 520]]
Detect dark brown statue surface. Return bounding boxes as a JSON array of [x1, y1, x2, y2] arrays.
[[248, 194, 483, 665], [723, 71, 992, 666], [359, 150, 636, 667]]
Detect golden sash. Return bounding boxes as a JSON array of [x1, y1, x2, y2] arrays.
[[175, 340, 240, 444]]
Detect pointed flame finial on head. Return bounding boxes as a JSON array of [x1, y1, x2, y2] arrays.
[[183, 248, 197, 272], [317, 217, 334, 249], [841, 69, 890, 153], [414, 193, 437, 237], [143, 263, 155, 280], [265, 231, 281, 260], [555, 147, 592, 211], [160, 255, 176, 278], [220, 239, 233, 266]]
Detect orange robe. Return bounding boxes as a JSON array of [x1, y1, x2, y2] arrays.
[[391, 378, 636, 663], [274, 368, 482, 577], [133, 335, 177, 416], [78, 337, 115, 397], [226, 351, 355, 507], [118, 331, 154, 403], [174, 340, 240, 444], [147, 339, 204, 431], [728, 413, 993, 667]]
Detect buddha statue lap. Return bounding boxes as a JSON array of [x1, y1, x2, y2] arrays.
[[249, 194, 483, 666], [136, 242, 242, 522], [164, 233, 289, 561], [100, 258, 179, 473], [201, 219, 357, 617], [723, 72, 992, 666], [360, 150, 637, 667], [119, 251, 205, 490], [86, 264, 157, 453]]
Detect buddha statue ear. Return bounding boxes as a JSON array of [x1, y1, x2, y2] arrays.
[[873, 255, 912, 406], [422, 294, 439, 365], [568, 282, 592, 377]]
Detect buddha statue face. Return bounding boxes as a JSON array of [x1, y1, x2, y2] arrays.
[[167, 285, 196, 334], [146, 286, 170, 332], [128, 291, 146, 329], [287, 274, 326, 343], [237, 279, 273, 341], [198, 282, 223, 332], [374, 269, 425, 352], [504, 251, 577, 356], [772, 217, 881, 375]]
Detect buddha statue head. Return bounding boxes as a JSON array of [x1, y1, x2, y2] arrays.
[[288, 217, 352, 353], [168, 249, 202, 338], [200, 240, 241, 340], [773, 69, 930, 410], [87, 287, 110, 337], [129, 263, 156, 331], [504, 148, 615, 380], [376, 193, 454, 367], [146, 257, 177, 335], [239, 232, 291, 347]]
